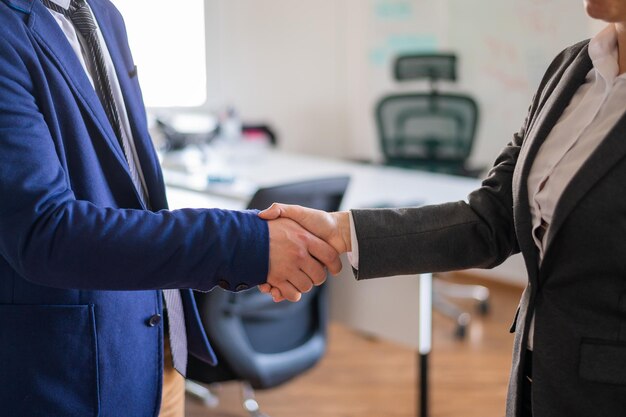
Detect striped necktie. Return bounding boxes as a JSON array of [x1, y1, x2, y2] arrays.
[[42, 0, 189, 376], [43, 0, 149, 205], [44, 0, 125, 153]]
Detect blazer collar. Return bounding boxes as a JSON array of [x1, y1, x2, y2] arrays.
[[543, 102, 626, 259], [28, 0, 131, 169], [2, 0, 35, 13], [513, 43, 593, 279]]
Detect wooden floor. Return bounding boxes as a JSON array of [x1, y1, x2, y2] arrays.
[[186, 276, 523, 417]]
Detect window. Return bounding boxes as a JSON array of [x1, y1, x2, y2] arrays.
[[111, 0, 207, 107]]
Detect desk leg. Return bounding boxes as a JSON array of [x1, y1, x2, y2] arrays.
[[418, 273, 433, 417]]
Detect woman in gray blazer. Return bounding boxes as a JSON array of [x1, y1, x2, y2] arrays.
[[259, 1, 626, 416]]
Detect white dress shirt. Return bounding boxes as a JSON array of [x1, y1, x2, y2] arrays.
[[46, 0, 150, 204], [528, 24, 626, 258], [348, 24, 626, 348]]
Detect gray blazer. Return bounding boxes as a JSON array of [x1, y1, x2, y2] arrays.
[[352, 40, 626, 417]]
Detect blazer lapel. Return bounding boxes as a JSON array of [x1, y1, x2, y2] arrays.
[[544, 111, 626, 256], [28, 1, 130, 171], [88, 1, 168, 210], [512, 44, 592, 279]]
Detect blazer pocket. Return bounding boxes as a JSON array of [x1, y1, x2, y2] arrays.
[[579, 338, 626, 386], [0, 304, 100, 417]]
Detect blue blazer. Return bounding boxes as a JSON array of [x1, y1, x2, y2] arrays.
[[0, 0, 269, 416]]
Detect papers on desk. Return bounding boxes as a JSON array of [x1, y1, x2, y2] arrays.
[[160, 146, 259, 202], [162, 168, 257, 203]]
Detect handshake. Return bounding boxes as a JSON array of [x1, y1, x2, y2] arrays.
[[258, 204, 353, 303]]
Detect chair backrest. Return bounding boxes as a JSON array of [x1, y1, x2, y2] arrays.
[[187, 176, 350, 389], [246, 176, 350, 213], [376, 93, 478, 172], [394, 53, 457, 83], [376, 53, 480, 175]]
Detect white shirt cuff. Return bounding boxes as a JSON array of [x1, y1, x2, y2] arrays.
[[346, 211, 359, 269]]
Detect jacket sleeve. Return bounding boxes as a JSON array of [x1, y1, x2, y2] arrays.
[[351, 130, 525, 280], [0, 26, 268, 292]]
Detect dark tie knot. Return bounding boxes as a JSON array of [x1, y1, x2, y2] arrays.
[[68, 0, 97, 35], [69, 0, 86, 12], [41, 0, 97, 35]]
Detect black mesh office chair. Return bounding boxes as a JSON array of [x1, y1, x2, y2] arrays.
[[186, 176, 350, 416], [376, 53, 489, 338], [377, 53, 482, 177]]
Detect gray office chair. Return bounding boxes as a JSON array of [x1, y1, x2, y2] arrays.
[[376, 53, 489, 338], [186, 176, 350, 416]]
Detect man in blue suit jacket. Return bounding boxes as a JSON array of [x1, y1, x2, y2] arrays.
[[0, 0, 340, 416]]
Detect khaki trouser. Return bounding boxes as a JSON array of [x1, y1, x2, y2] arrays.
[[159, 337, 185, 417]]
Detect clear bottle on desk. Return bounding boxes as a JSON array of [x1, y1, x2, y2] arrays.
[[205, 106, 241, 183], [219, 106, 242, 145]]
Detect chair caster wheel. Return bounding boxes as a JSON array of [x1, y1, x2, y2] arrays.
[[477, 300, 490, 315], [455, 324, 467, 340]]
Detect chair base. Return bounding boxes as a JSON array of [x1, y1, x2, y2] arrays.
[[185, 380, 219, 408], [185, 380, 271, 417], [433, 278, 490, 339], [241, 381, 270, 417]]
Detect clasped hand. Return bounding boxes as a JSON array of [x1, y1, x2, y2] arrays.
[[259, 204, 352, 302]]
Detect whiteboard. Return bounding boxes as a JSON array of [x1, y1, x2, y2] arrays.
[[343, 0, 593, 167], [447, 0, 590, 167]]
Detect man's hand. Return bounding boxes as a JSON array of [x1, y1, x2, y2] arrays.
[[265, 217, 342, 302], [259, 204, 352, 302], [260, 204, 352, 253]]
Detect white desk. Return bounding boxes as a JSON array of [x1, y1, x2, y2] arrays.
[[166, 147, 479, 210], [165, 148, 525, 348]]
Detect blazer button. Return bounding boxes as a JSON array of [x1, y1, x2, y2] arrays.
[[218, 280, 230, 290], [147, 314, 162, 327], [235, 283, 249, 292]]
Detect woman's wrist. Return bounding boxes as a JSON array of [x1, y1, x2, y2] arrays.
[[332, 211, 352, 253]]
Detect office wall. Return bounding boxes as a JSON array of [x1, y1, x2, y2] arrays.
[[203, 0, 352, 156], [203, 0, 448, 158], [204, 0, 598, 167]]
